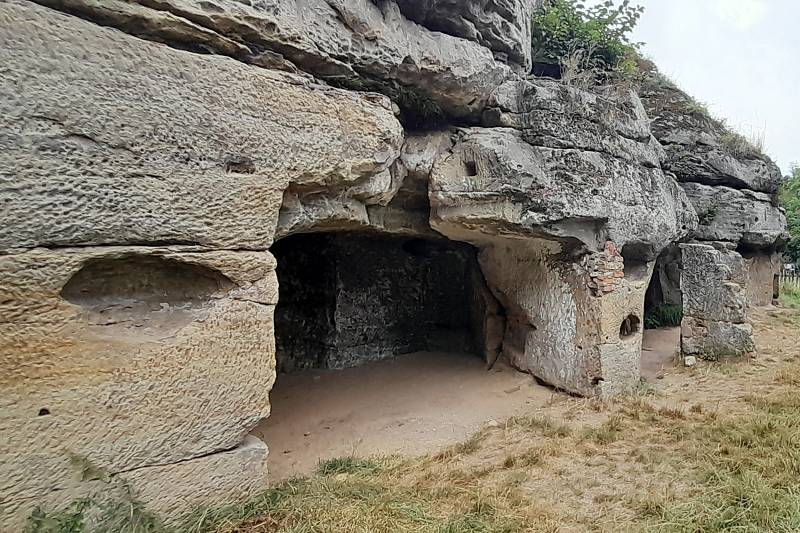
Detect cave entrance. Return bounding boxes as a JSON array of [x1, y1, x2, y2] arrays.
[[641, 245, 682, 380], [254, 232, 545, 479], [270, 233, 489, 372]]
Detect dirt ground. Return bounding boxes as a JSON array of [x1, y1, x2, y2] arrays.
[[198, 306, 800, 532], [253, 352, 552, 480], [255, 328, 681, 480], [640, 326, 680, 380]]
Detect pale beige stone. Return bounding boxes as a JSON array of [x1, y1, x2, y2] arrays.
[[473, 238, 650, 396], [0, 246, 276, 524], [0, 0, 403, 250], [1, 436, 269, 531], [744, 252, 782, 307]]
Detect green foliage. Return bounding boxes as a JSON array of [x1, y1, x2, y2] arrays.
[[697, 205, 720, 226], [644, 304, 683, 329], [781, 165, 800, 264], [780, 280, 800, 309], [531, 0, 644, 77], [26, 491, 165, 533]]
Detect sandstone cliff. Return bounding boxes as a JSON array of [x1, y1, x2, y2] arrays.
[[0, 0, 787, 527]]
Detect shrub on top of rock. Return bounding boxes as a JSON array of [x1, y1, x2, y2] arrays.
[[531, 0, 644, 82]]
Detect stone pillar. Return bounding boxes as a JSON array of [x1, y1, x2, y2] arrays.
[[680, 243, 755, 360], [478, 239, 650, 397]]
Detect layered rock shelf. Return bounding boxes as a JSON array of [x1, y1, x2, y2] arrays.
[[0, 0, 789, 528]]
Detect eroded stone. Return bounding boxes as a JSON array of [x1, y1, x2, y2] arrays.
[[0, 246, 276, 523], [34, 0, 510, 119], [1, 0, 402, 250], [680, 243, 755, 359]]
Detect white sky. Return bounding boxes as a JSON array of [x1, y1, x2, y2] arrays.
[[602, 0, 799, 174]]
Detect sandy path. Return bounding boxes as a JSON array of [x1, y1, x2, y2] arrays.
[[641, 326, 680, 380], [255, 331, 681, 481], [253, 351, 552, 480]]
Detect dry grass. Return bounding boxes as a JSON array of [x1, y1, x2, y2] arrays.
[[29, 308, 800, 533]]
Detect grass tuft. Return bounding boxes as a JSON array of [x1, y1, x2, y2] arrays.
[[644, 304, 683, 329], [317, 456, 383, 476]]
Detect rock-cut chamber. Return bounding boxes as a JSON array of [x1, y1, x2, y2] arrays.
[[271, 232, 497, 371]]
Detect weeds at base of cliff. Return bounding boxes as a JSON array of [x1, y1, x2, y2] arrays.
[[25, 489, 165, 533]]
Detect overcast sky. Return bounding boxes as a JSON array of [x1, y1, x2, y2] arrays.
[[617, 0, 798, 174]]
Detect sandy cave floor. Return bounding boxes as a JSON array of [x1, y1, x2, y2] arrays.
[[254, 328, 681, 480]]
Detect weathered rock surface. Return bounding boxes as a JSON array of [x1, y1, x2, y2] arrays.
[[485, 79, 665, 168], [638, 63, 787, 314], [639, 68, 783, 194], [368, 131, 456, 236], [429, 125, 694, 261], [682, 183, 788, 249], [427, 79, 695, 395], [680, 243, 755, 359], [273, 233, 488, 371], [744, 252, 781, 306], [5, 0, 782, 525], [0, 245, 276, 528], [476, 239, 651, 396], [2, 436, 269, 531], [1, 0, 402, 250], [35, 0, 510, 120], [395, 0, 539, 69]]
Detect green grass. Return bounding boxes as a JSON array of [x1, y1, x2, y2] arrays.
[[317, 456, 383, 476], [26, 489, 165, 533], [781, 280, 800, 309], [644, 304, 683, 329], [639, 393, 800, 532]]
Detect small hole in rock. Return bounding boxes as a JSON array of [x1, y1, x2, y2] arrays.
[[464, 161, 478, 177], [38, 408, 50, 416], [225, 158, 256, 174], [620, 314, 641, 339]]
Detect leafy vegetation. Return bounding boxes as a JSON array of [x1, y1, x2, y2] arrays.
[[780, 279, 800, 309], [644, 304, 683, 329], [26, 489, 164, 533], [780, 165, 800, 265], [697, 205, 720, 226], [531, 0, 644, 81]]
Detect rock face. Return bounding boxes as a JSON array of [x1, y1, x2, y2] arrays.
[[682, 183, 788, 249], [2, 0, 403, 250], [1, 0, 787, 527], [0, 0, 397, 529], [639, 69, 783, 194], [680, 243, 755, 359], [0, 246, 276, 528], [272, 233, 492, 371], [34, 0, 511, 120], [744, 252, 782, 306], [429, 78, 696, 396], [639, 64, 787, 358], [395, 0, 540, 70]]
